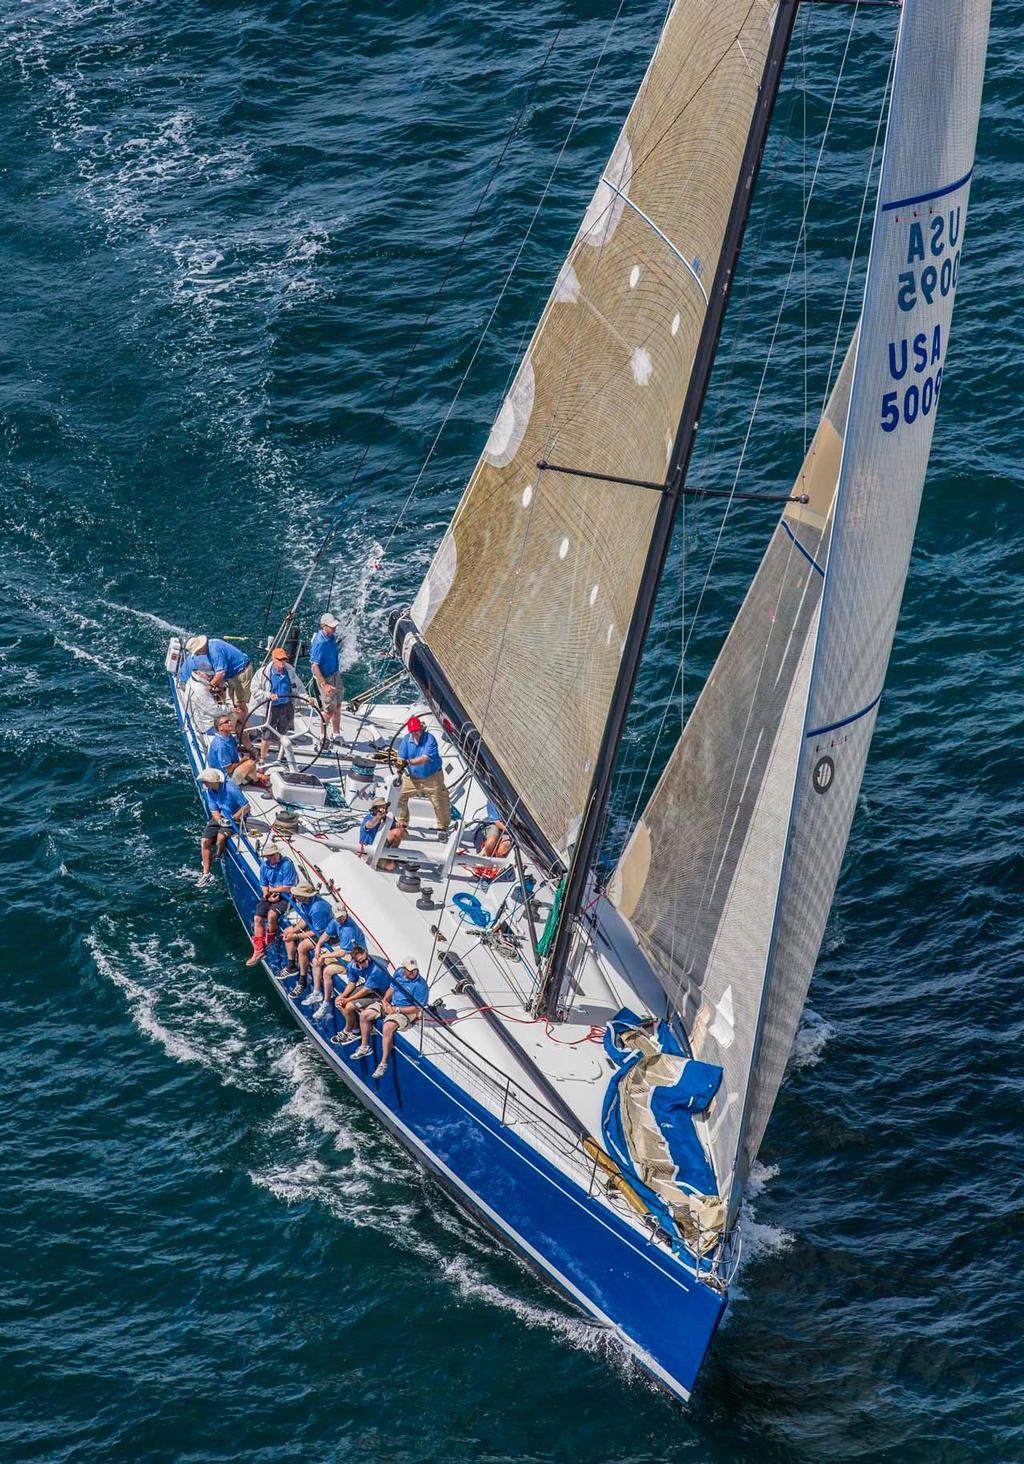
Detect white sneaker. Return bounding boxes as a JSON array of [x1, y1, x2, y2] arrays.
[[197, 871, 216, 888], [372, 1061, 388, 1080], [313, 1001, 331, 1020], [334, 1031, 359, 1045], [301, 991, 319, 1007], [351, 1045, 372, 1059]]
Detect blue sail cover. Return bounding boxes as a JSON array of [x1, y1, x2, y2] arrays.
[[601, 1010, 721, 1252]]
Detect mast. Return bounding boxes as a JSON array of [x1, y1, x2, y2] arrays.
[[536, 0, 802, 1016]]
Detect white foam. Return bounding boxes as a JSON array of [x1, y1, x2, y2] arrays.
[[99, 600, 190, 637], [730, 1160, 792, 1300], [52, 636, 138, 688], [790, 1008, 834, 1069], [88, 928, 278, 1091]]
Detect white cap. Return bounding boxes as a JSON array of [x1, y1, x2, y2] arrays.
[[264, 841, 281, 856], [198, 767, 224, 786], [320, 612, 339, 629], [185, 634, 207, 653], [332, 900, 349, 918], [402, 956, 419, 970]]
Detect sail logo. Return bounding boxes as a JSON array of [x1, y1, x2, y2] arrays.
[[812, 755, 835, 794]]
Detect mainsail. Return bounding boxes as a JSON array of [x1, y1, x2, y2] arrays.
[[612, 0, 991, 1218], [403, 0, 782, 861]]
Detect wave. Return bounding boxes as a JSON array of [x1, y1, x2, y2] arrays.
[[99, 600, 190, 637], [87, 927, 281, 1091], [790, 1008, 835, 1070], [52, 636, 139, 689]]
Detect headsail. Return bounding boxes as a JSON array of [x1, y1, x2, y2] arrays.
[[612, 0, 991, 1218], [401, 0, 782, 861], [610, 339, 857, 1200]]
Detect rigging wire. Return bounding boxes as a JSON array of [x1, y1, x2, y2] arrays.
[[618, 0, 876, 841], [610, 62, 805, 827], [270, 20, 566, 646], [376, 0, 632, 578]]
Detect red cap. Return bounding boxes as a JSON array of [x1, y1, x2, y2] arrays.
[[406, 716, 424, 733]]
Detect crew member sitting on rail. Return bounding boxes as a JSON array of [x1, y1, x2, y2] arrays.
[[208, 712, 261, 786], [246, 842, 299, 966], [356, 800, 404, 859], [184, 634, 253, 734], [395, 716, 450, 832], [259, 646, 299, 764], [331, 944, 392, 1042], [309, 612, 343, 741], [297, 902, 365, 1012], [350, 956, 429, 1079], [197, 767, 250, 888], [281, 882, 333, 981]]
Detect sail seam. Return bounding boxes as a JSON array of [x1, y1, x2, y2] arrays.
[[881, 165, 973, 211], [781, 518, 825, 575], [599, 176, 710, 304], [805, 692, 881, 739]]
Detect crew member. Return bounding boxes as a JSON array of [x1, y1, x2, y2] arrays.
[[197, 767, 249, 887], [184, 635, 252, 732], [395, 716, 450, 832], [309, 612, 343, 740], [247, 842, 299, 966], [350, 957, 429, 1080], [207, 712, 260, 785]]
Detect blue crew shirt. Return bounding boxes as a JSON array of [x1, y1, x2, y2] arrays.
[[358, 810, 385, 847], [269, 666, 294, 704], [259, 855, 298, 892], [389, 969, 429, 1009], [346, 955, 391, 993], [178, 653, 213, 685], [207, 778, 248, 822], [325, 915, 364, 951], [206, 638, 250, 679], [208, 732, 241, 773], [305, 897, 333, 936], [396, 729, 442, 779], [309, 629, 340, 678]]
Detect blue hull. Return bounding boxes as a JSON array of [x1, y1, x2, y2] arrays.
[[174, 690, 726, 1400]]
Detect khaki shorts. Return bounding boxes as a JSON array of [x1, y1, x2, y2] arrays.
[[354, 995, 384, 1014], [315, 671, 343, 712], [384, 1010, 417, 1032], [228, 663, 253, 704]]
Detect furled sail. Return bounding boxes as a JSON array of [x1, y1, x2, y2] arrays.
[[404, 0, 780, 860], [612, 0, 991, 1218]]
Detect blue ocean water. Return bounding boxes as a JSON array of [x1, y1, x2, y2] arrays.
[[2, 2, 1021, 1459]]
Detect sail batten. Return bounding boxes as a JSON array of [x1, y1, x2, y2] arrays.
[[402, 0, 786, 861]]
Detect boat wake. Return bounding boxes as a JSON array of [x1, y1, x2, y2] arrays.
[[729, 1162, 793, 1305], [249, 1043, 643, 1383], [87, 927, 284, 1091]]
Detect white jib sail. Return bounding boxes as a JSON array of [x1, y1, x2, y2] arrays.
[[733, 0, 992, 1218], [612, 0, 991, 1221]]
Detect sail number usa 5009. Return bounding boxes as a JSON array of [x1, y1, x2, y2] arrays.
[[881, 203, 964, 433]]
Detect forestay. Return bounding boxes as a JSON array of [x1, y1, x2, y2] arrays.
[[610, 339, 857, 1202], [613, 0, 991, 1219], [407, 0, 778, 859]]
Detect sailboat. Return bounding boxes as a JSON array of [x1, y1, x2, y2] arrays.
[[167, 0, 990, 1401]]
